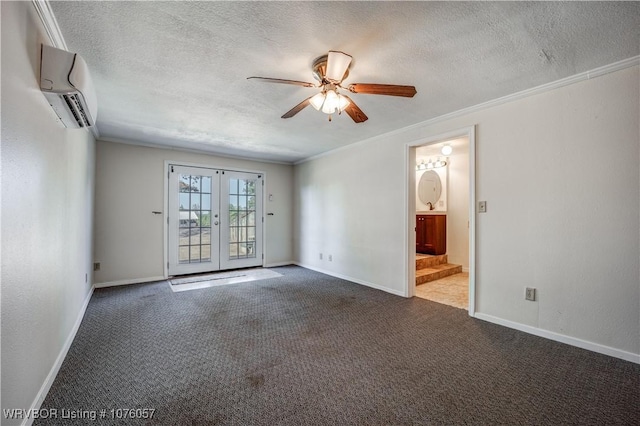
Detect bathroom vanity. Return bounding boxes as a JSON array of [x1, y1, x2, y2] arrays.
[[416, 213, 446, 255]]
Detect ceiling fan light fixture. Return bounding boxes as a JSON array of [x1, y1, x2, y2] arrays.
[[321, 89, 339, 114], [325, 51, 352, 82], [338, 94, 350, 111], [309, 92, 326, 110]]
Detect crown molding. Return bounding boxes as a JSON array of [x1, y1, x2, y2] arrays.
[[296, 55, 640, 165], [32, 0, 67, 50], [98, 136, 293, 166]]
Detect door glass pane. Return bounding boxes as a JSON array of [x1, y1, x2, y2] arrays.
[[229, 179, 238, 194], [179, 227, 190, 245], [179, 246, 189, 263], [246, 180, 255, 195], [201, 194, 211, 210], [190, 176, 201, 193], [190, 231, 200, 245], [191, 193, 201, 210], [226, 177, 258, 260], [200, 211, 211, 227], [179, 175, 190, 192], [179, 193, 189, 210], [201, 245, 211, 261], [229, 195, 238, 210], [176, 172, 213, 265], [202, 228, 211, 244], [230, 226, 238, 243], [190, 245, 201, 261], [201, 176, 211, 193]]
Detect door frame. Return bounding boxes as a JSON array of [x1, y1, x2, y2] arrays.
[[404, 125, 477, 316], [163, 160, 267, 279]]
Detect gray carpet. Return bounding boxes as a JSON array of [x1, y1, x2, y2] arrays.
[[38, 266, 639, 425]]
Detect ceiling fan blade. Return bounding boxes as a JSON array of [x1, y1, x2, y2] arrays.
[[247, 77, 315, 88], [348, 83, 417, 97], [341, 95, 368, 123], [281, 96, 313, 119], [326, 51, 352, 82]]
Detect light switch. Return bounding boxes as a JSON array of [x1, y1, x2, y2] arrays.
[[478, 201, 487, 213]]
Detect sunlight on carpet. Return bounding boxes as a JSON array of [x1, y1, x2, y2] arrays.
[[169, 268, 282, 292]]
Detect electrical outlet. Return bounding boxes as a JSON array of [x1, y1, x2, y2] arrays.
[[525, 287, 536, 301], [93, 262, 100, 271], [328, 255, 332, 261], [319, 253, 323, 260], [478, 201, 487, 213]]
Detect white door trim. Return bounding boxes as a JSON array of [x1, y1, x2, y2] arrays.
[[404, 125, 477, 316], [163, 160, 267, 279]]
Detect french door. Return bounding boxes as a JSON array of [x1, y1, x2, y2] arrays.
[[167, 165, 263, 276]]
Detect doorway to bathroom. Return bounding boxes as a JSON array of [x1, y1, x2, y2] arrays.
[[405, 126, 476, 315]]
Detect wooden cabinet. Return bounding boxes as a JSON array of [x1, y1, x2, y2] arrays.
[[416, 214, 446, 255]]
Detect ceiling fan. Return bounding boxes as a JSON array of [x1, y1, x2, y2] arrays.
[[248, 51, 417, 123]]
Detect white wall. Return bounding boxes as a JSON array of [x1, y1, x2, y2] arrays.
[[93, 140, 293, 285], [445, 139, 469, 269], [294, 139, 408, 296], [1, 2, 96, 422], [294, 64, 639, 359]]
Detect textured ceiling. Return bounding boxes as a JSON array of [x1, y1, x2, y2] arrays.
[[50, 1, 639, 163]]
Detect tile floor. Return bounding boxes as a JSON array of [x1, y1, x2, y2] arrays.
[[414, 272, 469, 310]]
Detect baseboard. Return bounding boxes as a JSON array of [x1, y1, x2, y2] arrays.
[[474, 312, 640, 364], [462, 267, 469, 273], [294, 262, 407, 297], [22, 285, 94, 426], [264, 261, 295, 268], [94, 276, 165, 288]]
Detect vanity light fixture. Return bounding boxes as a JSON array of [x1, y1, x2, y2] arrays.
[[416, 157, 447, 171]]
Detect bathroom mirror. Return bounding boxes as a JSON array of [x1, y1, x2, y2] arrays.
[[418, 170, 442, 207]]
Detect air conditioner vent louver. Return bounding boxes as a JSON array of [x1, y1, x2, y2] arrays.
[[62, 94, 90, 127]]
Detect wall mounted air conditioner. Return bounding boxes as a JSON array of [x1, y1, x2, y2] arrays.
[[40, 44, 98, 128]]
